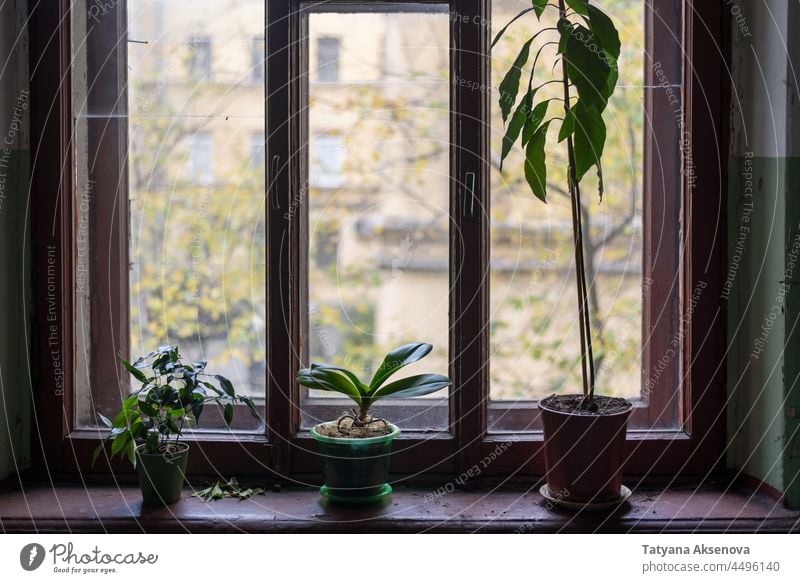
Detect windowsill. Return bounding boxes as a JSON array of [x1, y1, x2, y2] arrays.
[[1, 483, 796, 533]]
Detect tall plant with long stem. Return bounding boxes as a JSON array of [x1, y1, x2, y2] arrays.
[[495, 0, 620, 405]]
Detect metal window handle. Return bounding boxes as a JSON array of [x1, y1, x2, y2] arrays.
[[463, 171, 476, 218], [269, 155, 281, 210]]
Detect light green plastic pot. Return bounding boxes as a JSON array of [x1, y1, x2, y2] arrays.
[[311, 422, 400, 505], [135, 443, 189, 505]]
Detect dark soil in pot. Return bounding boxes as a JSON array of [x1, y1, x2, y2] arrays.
[[136, 442, 189, 505], [311, 417, 400, 504], [539, 394, 632, 505]]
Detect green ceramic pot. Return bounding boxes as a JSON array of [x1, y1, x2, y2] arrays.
[[135, 442, 189, 505], [311, 422, 400, 505]]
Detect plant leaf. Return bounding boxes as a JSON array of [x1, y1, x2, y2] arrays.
[[500, 91, 534, 169], [91, 443, 105, 467], [572, 101, 606, 182], [242, 397, 262, 421], [311, 364, 368, 395], [223, 403, 233, 426], [521, 100, 550, 145], [524, 121, 551, 202], [297, 366, 363, 407], [97, 413, 113, 428], [532, 0, 548, 19], [372, 374, 452, 400], [368, 342, 433, 392], [120, 357, 148, 383], [563, 24, 612, 111], [215, 375, 236, 397], [558, 108, 576, 142], [565, 0, 589, 16], [498, 38, 533, 122], [587, 4, 621, 61]]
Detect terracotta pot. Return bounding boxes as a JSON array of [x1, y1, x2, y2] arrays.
[[539, 397, 632, 503]]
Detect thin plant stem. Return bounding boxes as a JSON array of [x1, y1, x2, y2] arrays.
[[557, 0, 596, 400]]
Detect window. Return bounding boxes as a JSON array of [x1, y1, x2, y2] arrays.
[[309, 134, 345, 188], [316, 36, 341, 82], [251, 35, 265, 84], [32, 0, 727, 478], [188, 35, 212, 81], [185, 132, 214, 185], [303, 9, 450, 432], [250, 132, 265, 166]]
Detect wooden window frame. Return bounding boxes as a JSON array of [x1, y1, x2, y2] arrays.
[[29, 0, 728, 483]]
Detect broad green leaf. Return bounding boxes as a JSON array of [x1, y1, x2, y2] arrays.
[[110, 432, 131, 457], [223, 403, 233, 426], [566, 0, 589, 16], [532, 0, 548, 18], [521, 100, 550, 145], [524, 121, 551, 202], [191, 399, 204, 420], [587, 5, 621, 60], [215, 375, 236, 397], [120, 357, 148, 384], [369, 342, 433, 392], [126, 439, 137, 466], [498, 38, 533, 122], [558, 108, 576, 142], [297, 365, 363, 407], [603, 59, 619, 101], [563, 24, 612, 111], [501, 91, 534, 169], [97, 413, 113, 428], [371, 374, 452, 400], [572, 101, 606, 182], [311, 364, 368, 395]]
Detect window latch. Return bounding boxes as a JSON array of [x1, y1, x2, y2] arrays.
[[270, 155, 281, 210], [463, 171, 476, 218]]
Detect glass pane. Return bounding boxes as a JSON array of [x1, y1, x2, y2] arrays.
[[126, 0, 266, 431], [489, 1, 645, 406], [302, 8, 450, 431]]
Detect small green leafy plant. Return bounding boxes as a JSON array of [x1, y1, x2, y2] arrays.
[[297, 342, 450, 429], [495, 0, 621, 404], [94, 345, 261, 466]]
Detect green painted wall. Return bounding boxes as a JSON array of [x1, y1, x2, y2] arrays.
[[727, 156, 791, 498], [726, 0, 800, 508]]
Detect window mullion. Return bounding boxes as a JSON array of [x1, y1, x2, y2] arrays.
[[451, 0, 491, 472]]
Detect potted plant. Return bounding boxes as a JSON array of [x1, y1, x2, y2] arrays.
[[94, 345, 261, 505], [297, 342, 450, 504], [495, 0, 632, 506]]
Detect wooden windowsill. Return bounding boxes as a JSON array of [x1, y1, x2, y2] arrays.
[[0, 483, 797, 533]]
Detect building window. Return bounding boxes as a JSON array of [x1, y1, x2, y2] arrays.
[[316, 36, 340, 83], [188, 35, 212, 81], [186, 132, 214, 185], [250, 132, 265, 167], [251, 35, 265, 84], [309, 134, 345, 188]]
